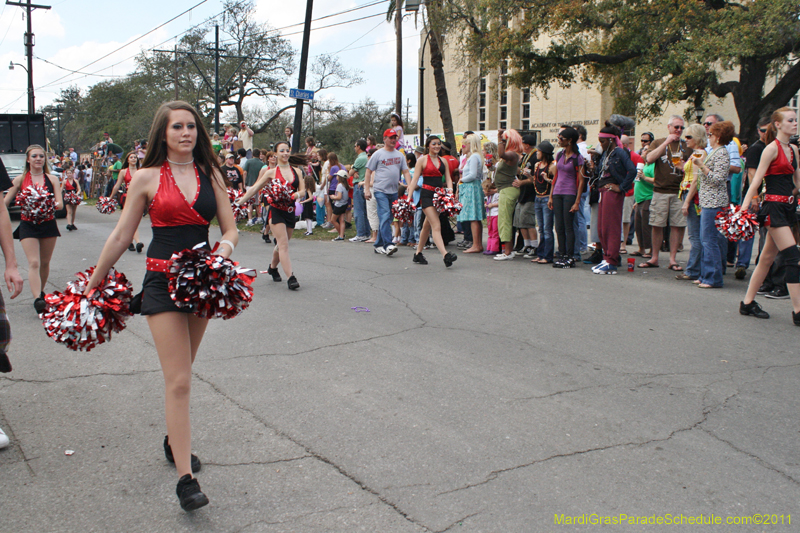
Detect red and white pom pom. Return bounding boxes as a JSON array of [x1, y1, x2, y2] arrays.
[[16, 183, 56, 223], [432, 187, 463, 217], [265, 179, 294, 211], [167, 243, 256, 320], [41, 267, 134, 352], [227, 188, 252, 222], [63, 190, 81, 206], [392, 197, 414, 224], [96, 196, 118, 214], [715, 205, 759, 242]]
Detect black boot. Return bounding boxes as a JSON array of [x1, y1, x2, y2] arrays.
[[413, 252, 428, 265], [443, 252, 457, 267], [164, 435, 201, 473], [176, 474, 209, 511], [287, 275, 299, 290]]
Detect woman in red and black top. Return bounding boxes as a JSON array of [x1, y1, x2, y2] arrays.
[[239, 141, 307, 290], [407, 136, 456, 266], [84, 101, 238, 511], [740, 107, 800, 323], [4, 144, 63, 313], [109, 151, 144, 252], [62, 166, 82, 232]]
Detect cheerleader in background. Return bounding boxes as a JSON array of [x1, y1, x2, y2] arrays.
[[62, 166, 82, 231], [3, 144, 63, 313], [110, 151, 144, 252]]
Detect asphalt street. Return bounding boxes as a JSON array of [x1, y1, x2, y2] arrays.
[[0, 207, 798, 532]]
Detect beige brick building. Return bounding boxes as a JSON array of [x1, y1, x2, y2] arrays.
[[418, 31, 745, 152]]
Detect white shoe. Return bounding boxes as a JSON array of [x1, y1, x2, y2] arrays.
[[0, 426, 9, 449], [493, 253, 513, 261], [349, 236, 365, 242], [245, 219, 255, 227], [385, 244, 398, 256], [374, 246, 386, 254], [591, 260, 608, 272]]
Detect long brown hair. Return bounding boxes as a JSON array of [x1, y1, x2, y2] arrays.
[[765, 106, 794, 145], [120, 151, 140, 171], [274, 141, 307, 167], [23, 144, 51, 176], [142, 101, 224, 187]]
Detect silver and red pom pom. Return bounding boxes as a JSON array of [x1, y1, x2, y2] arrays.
[[432, 187, 463, 217], [96, 197, 118, 214], [265, 179, 294, 211], [41, 267, 134, 352], [715, 205, 758, 242], [16, 183, 56, 223], [167, 242, 256, 320], [227, 188, 252, 222], [63, 190, 81, 206], [392, 197, 414, 224]]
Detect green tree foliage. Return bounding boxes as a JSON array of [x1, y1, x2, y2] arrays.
[[459, 0, 800, 141]]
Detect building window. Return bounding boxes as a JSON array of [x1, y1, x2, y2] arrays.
[[478, 75, 487, 132], [498, 63, 508, 132], [521, 87, 530, 126], [500, 121, 507, 130], [522, 120, 529, 131], [791, 92, 799, 116], [500, 107, 507, 121]]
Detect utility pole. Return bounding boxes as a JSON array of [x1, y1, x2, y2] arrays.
[[292, 0, 313, 154], [6, 0, 50, 114], [213, 25, 220, 135], [395, 0, 402, 116], [405, 98, 410, 126], [55, 105, 61, 154], [173, 44, 179, 100]]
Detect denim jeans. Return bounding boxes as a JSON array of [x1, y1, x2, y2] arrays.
[[684, 204, 702, 278], [373, 190, 397, 250], [414, 208, 423, 244], [534, 197, 554, 261], [352, 184, 370, 238], [699, 206, 726, 287], [737, 236, 754, 268], [573, 190, 589, 255]]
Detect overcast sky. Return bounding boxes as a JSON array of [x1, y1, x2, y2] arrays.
[[0, 0, 422, 120]]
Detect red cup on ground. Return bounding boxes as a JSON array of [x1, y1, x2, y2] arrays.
[[627, 257, 635, 272]]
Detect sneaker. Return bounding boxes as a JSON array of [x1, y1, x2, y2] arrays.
[[591, 260, 608, 273], [523, 247, 537, 258], [136, 242, 144, 253], [164, 436, 201, 473], [765, 287, 790, 299], [493, 253, 514, 261], [33, 298, 46, 314], [583, 249, 602, 264], [457, 240, 472, 248], [321, 222, 333, 229], [349, 236, 366, 242], [332, 236, 344, 241], [266, 266, 281, 282], [254, 218, 263, 224], [128, 243, 136, 252], [385, 244, 398, 256], [443, 252, 457, 267], [734, 266, 747, 280], [305, 231, 313, 236], [413, 252, 428, 265], [423, 243, 434, 250], [374, 246, 386, 255], [593, 262, 618, 275], [245, 219, 255, 227], [0, 426, 9, 449], [287, 275, 300, 290], [740, 300, 769, 319], [757, 282, 774, 295], [552, 255, 564, 268], [176, 474, 209, 512]]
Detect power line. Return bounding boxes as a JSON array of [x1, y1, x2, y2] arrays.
[[35, 55, 124, 78], [333, 20, 383, 54], [38, 0, 208, 90], [282, 12, 386, 37]]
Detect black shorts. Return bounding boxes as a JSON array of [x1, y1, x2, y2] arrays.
[[758, 201, 797, 229], [332, 203, 348, 216], [16, 219, 60, 240], [269, 206, 296, 227], [419, 188, 435, 209]]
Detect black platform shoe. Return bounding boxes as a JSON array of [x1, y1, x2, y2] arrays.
[[443, 252, 457, 267], [740, 300, 769, 319], [287, 275, 299, 290], [164, 436, 201, 473], [176, 474, 209, 511]]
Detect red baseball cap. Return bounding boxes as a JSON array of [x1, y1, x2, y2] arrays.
[[383, 128, 398, 138]]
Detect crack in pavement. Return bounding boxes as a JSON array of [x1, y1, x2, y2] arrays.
[[0, 369, 161, 384], [231, 504, 358, 533], [193, 372, 434, 532], [436, 512, 480, 533], [203, 455, 311, 468]]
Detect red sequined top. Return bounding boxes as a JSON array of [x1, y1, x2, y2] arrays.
[[766, 140, 797, 176], [149, 163, 211, 227]]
